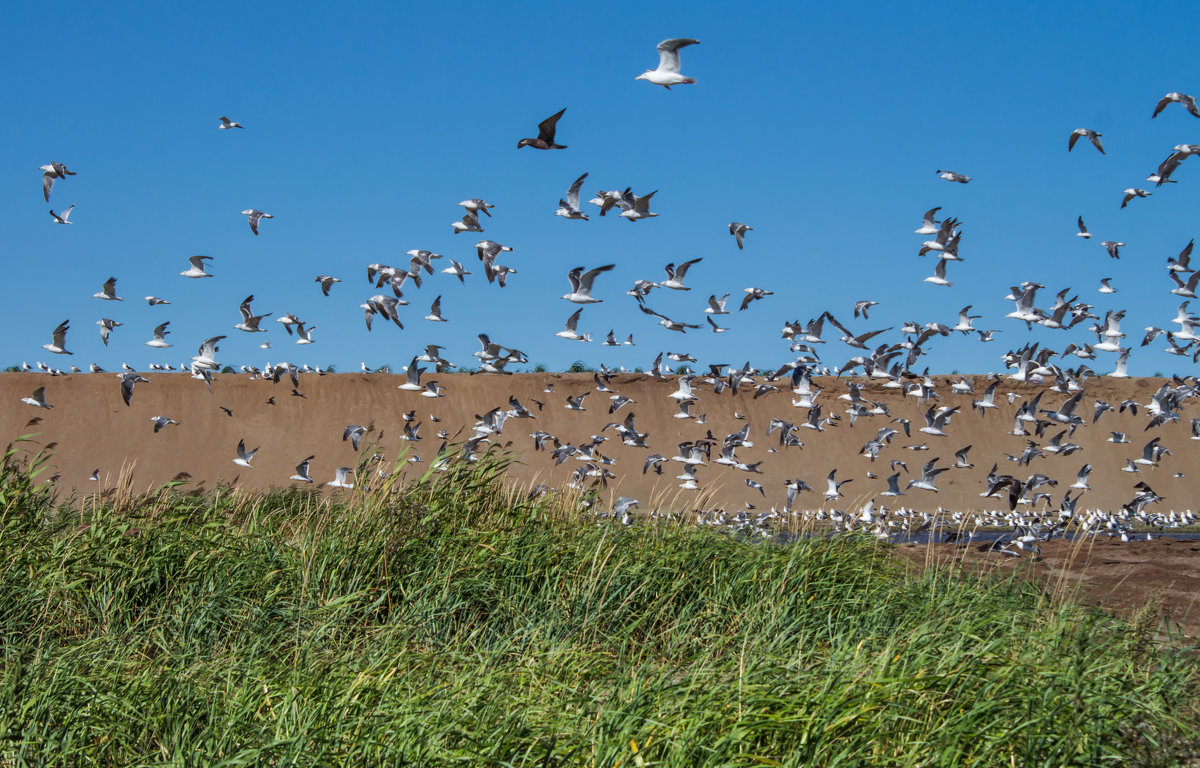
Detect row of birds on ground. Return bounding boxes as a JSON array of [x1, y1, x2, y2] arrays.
[[17, 44, 1200, 550]]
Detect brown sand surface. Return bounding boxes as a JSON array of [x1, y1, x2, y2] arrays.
[[2, 371, 1193, 515], [4, 370, 1200, 636]]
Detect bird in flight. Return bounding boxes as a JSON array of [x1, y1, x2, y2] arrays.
[[40, 162, 76, 202], [517, 108, 567, 150], [1068, 128, 1105, 154], [49, 204, 75, 224], [636, 38, 701, 89], [936, 169, 971, 184], [218, 116, 244, 129], [241, 209, 273, 235], [729, 222, 752, 249], [42, 320, 72, 355], [233, 440, 259, 468], [555, 172, 590, 220], [1152, 92, 1200, 119]]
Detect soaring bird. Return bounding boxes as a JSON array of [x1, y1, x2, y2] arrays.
[[936, 170, 971, 184], [150, 416, 179, 433], [234, 295, 272, 332], [97, 318, 122, 346], [42, 320, 72, 355], [218, 116, 244, 129], [49, 204, 75, 224], [616, 189, 658, 221], [241, 209, 273, 235], [1121, 188, 1151, 208], [20, 387, 52, 409], [1068, 128, 1105, 154], [315, 275, 341, 296], [555, 172, 590, 220], [290, 456, 315, 483], [660, 258, 702, 290], [458, 199, 495, 217], [179, 254, 213, 278], [39, 162, 75, 202], [636, 38, 701, 89], [1152, 92, 1200, 119], [562, 264, 615, 304], [451, 210, 483, 234], [729, 222, 752, 249], [92, 277, 123, 301], [233, 440, 259, 468], [145, 322, 172, 348], [517, 108, 567, 150]]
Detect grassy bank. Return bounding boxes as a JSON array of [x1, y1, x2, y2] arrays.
[[0, 443, 1197, 766]]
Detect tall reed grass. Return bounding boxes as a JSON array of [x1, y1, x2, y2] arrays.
[[0, 443, 1196, 766]]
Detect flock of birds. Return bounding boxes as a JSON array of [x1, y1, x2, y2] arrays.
[[16, 40, 1200, 554]]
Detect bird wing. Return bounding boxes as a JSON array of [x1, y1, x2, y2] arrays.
[[674, 257, 702, 279], [635, 189, 658, 213], [566, 172, 587, 209], [564, 307, 582, 331], [655, 38, 699, 73], [197, 335, 225, 357], [579, 264, 615, 292], [1068, 132, 1080, 151], [537, 108, 566, 142]]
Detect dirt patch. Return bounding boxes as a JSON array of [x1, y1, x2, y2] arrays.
[[895, 537, 1200, 638]]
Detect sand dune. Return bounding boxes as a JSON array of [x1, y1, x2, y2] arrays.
[[2, 371, 1195, 516]]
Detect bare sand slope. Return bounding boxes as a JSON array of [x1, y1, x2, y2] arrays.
[[1, 371, 1195, 515]]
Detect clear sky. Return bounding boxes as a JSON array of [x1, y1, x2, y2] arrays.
[[4, 1, 1200, 376]]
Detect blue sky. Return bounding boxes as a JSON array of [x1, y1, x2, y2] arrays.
[[4, 1, 1200, 375]]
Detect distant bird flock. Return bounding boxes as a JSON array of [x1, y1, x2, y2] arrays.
[[18, 45, 1200, 549]]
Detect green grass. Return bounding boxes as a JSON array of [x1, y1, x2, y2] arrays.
[[0, 442, 1197, 766]]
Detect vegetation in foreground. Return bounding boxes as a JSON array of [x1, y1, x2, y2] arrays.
[[0, 442, 1197, 767]]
